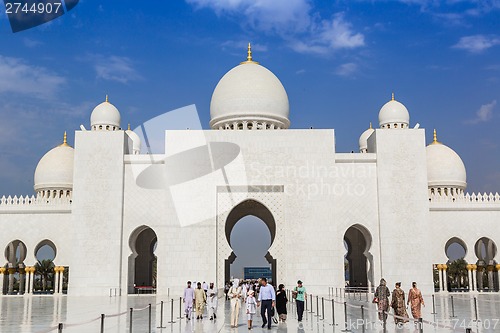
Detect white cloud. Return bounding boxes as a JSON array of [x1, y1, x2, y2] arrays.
[[186, 0, 364, 55], [23, 38, 43, 48], [187, 0, 311, 33], [290, 14, 365, 55], [453, 35, 500, 53], [0, 55, 65, 99], [335, 62, 358, 77], [466, 100, 496, 124], [83, 54, 142, 83]]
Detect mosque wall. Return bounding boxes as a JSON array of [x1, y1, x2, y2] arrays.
[[0, 213, 72, 266], [68, 130, 127, 296], [369, 129, 434, 294], [428, 209, 500, 265]]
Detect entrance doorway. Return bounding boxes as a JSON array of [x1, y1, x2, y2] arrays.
[[224, 200, 276, 284], [128, 226, 157, 294]]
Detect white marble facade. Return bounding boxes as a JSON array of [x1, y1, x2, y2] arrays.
[[1, 46, 499, 297]]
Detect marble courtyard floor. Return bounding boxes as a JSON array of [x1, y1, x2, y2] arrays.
[[0, 292, 499, 332]]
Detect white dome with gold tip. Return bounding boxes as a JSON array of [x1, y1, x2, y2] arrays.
[[426, 129, 467, 194], [359, 123, 375, 153], [210, 44, 290, 130], [90, 96, 121, 131], [34, 132, 74, 194], [378, 94, 410, 129]]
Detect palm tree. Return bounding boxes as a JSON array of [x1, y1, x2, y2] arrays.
[[447, 259, 468, 289], [35, 259, 55, 292]]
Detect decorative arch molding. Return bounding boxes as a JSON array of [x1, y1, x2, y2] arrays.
[[444, 237, 467, 263], [34, 239, 57, 262], [216, 185, 284, 287]]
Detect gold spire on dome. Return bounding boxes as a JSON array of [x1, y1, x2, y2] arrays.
[[432, 129, 441, 145], [105, 95, 109, 103], [127, 124, 131, 131], [59, 131, 70, 147], [369, 122, 372, 129], [391, 92, 395, 101], [240, 43, 259, 65]]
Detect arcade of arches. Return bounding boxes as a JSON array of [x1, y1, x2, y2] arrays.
[[435, 237, 500, 292], [1, 239, 67, 295]]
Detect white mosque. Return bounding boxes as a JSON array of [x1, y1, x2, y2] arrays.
[[0, 45, 499, 297]]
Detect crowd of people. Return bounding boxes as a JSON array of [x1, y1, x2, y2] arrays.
[[374, 279, 425, 326], [183, 278, 424, 329], [183, 278, 307, 329]]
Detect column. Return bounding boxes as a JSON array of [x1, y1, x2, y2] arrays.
[[477, 266, 484, 291], [58, 267, 65, 294], [487, 266, 495, 291], [8, 268, 16, 294], [0, 267, 5, 295], [472, 265, 477, 291], [443, 264, 449, 292], [437, 264, 444, 292], [29, 267, 35, 294], [24, 267, 30, 294], [53, 267, 60, 294], [497, 264, 500, 292], [467, 265, 473, 291], [19, 268, 25, 294]]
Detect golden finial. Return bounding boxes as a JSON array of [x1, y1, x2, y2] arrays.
[[432, 129, 440, 144], [127, 124, 131, 131], [105, 95, 109, 103], [60, 131, 70, 147], [391, 92, 395, 101], [240, 43, 259, 65], [369, 122, 372, 129]]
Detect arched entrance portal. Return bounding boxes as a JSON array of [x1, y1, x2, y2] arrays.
[[128, 226, 157, 294], [344, 225, 373, 290], [224, 200, 276, 284]]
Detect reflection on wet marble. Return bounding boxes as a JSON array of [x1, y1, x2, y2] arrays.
[[0, 293, 499, 332]]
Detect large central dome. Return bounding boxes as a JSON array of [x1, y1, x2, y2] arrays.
[[210, 44, 290, 130]]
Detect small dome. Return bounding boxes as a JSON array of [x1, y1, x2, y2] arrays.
[[426, 130, 466, 190], [378, 94, 410, 129], [359, 123, 374, 153], [125, 125, 141, 155], [90, 96, 121, 130], [34, 133, 74, 192], [210, 44, 290, 130]]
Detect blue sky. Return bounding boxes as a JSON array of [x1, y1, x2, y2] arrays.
[[1, 0, 500, 198]]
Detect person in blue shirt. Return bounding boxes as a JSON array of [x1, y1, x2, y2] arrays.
[[257, 277, 276, 329]]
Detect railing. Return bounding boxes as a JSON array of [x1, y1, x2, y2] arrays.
[[430, 192, 500, 203], [0, 195, 71, 212]]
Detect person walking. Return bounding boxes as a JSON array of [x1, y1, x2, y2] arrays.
[[374, 278, 390, 322], [407, 282, 424, 319], [293, 280, 306, 322], [207, 282, 218, 320], [228, 278, 242, 328], [391, 282, 409, 325], [246, 290, 258, 329], [183, 281, 195, 320], [202, 281, 208, 295], [194, 282, 207, 319], [276, 284, 288, 322], [257, 277, 276, 329]]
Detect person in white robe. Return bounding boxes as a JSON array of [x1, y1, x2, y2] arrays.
[[183, 281, 195, 319], [207, 282, 218, 320]]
